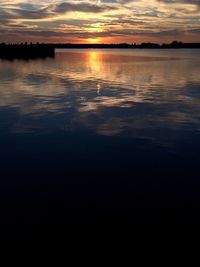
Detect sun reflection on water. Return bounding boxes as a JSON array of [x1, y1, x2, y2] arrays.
[[0, 49, 200, 140]]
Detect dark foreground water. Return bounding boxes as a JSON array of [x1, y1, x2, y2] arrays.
[[1, 49, 200, 227]]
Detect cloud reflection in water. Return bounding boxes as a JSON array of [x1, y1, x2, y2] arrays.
[[0, 49, 200, 147]]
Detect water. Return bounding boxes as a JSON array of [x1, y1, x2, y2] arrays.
[[1, 49, 200, 226]]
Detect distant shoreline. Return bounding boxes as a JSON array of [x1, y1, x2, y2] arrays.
[[0, 41, 200, 60], [53, 41, 200, 49]]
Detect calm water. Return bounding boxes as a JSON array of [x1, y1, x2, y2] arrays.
[[1, 49, 200, 225]]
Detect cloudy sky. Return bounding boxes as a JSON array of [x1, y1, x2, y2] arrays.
[[0, 0, 200, 43]]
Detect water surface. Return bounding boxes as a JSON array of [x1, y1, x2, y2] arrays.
[[1, 49, 200, 225]]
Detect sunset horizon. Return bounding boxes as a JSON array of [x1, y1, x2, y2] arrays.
[[2, 40, 200, 45], [0, 0, 200, 44]]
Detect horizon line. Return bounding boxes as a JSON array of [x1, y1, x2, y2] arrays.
[[1, 41, 200, 45]]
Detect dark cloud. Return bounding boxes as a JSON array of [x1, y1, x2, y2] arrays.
[[188, 28, 200, 34], [158, 0, 200, 7], [0, 7, 51, 22], [54, 2, 117, 13], [2, 27, 198, 40]]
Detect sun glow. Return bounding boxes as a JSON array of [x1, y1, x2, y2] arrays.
[[87, 38, 100, 44]]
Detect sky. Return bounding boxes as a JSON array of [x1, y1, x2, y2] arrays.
[[0, 0, 200, 43]]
